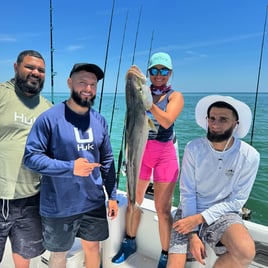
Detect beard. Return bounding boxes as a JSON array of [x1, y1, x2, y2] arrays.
[[71, 90, 95, 108], [207, 126, 233, 142], [15, 73, 44, 96]]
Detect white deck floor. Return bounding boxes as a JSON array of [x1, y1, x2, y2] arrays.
[[2, 192, 268, 268]]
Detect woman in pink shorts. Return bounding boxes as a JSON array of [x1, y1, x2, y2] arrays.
[[112, 52, 184, 268]]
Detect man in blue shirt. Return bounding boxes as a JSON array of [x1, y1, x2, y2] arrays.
[[24, 63, 118, 268]]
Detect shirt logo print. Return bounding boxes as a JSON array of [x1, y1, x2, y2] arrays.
[[74, 127, 93, 143], [74, 127, 94, 151]]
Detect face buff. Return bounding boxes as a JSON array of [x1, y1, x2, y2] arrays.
[[150, 85, 171, 95]]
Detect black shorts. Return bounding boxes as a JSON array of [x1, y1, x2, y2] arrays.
[[41, 204, 109, 252], [0, 194, 44, 261]]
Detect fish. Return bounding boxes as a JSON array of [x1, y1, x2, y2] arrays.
[[124, 65, 155, 210]]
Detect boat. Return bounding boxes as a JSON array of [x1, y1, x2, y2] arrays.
[[2, 189, 268, 267]]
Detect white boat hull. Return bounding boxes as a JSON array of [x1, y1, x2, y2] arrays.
[[2, 190, 268, 267]]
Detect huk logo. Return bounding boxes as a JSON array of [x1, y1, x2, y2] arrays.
[[74, 127, 94, 151], [14, 112, 36, 125]]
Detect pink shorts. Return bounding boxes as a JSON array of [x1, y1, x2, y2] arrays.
[[139, 140, 179, 183]]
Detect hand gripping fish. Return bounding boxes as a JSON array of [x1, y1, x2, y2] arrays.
[[124, 65, 156, 230]]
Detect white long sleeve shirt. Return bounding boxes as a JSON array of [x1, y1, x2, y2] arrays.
[[179, 137, 260, 225]]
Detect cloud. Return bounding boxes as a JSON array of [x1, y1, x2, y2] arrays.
[[65, 45, 84, 51], [0, 35, 16, 42], [181, 32, 262, 50], [184, 50, 207, 58], [155, 32, 262, 53]]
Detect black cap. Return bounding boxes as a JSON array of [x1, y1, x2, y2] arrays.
[[69, 63, 104, 81]]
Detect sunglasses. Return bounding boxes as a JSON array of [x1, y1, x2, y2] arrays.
[[149, 67, 170, 76]]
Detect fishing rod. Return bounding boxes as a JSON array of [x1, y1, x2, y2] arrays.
[[116, 6, 143, 187], [109, 11, 129, 136], [49, 0, 56, 104], [146, 30, 154, 77], [112, 12, 129, 186], [98, 0, 115, 113], [250, 5, 268, 145], [131, 6, 142, 65]]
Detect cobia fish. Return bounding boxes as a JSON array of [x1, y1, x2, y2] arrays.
[[124, 65, 155, 209]]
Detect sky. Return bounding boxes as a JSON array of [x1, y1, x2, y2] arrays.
[[1, 0, 268, 96]]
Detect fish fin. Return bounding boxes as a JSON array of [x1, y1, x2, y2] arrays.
[[126, 203, 143, 235], [141, 84, 153, 110], [134, 202, 143, 211], [148, 118, 157, 132]]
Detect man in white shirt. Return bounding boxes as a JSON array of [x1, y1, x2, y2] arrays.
[[167, 95, 260, 268]]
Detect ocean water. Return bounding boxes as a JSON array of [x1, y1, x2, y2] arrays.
[[43, 91, 268, 226]]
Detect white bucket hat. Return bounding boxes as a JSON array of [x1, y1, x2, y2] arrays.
[[195, 95, 252, 138]]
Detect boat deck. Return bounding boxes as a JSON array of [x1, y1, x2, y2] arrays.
[[108, 252, 158, 268], [3, 227, 267, 268], [2, 234, 268, 268], [2, 192, 268, 268]]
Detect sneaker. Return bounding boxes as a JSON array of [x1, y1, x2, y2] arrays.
[[111, 238, 137, 264], [157, 253, 168, 268]]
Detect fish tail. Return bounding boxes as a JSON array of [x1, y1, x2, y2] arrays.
[[126, 202, 143, 236]]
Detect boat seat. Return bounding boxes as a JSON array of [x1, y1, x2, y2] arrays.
[[185, 241, 268, 268], [253, 241, 268, 267]]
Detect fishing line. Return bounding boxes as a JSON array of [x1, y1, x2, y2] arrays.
[[98, 0, 115, 113], [250, 5, 268, 145]]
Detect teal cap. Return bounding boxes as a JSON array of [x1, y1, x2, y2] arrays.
[[148, 52, 172, 70]]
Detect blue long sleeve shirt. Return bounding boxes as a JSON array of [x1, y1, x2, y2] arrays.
[[24, 102, 117, 217]]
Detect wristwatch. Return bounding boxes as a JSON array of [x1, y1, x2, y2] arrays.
[[188, 231, 199, 240]]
